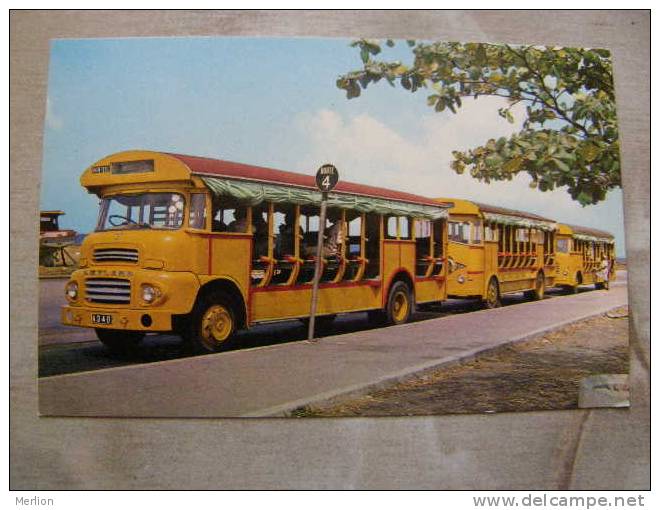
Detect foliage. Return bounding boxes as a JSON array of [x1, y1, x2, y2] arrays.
[[337, 40, 620, 205]]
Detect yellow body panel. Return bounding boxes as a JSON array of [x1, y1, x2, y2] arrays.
[[437, 198, 552, 299], [251, 283, 382, 322], [446, 240, 486, 297], [554, 225, 616, 288], [64, 150, 452, 337], [80, 150, 194, 191], [62, 265, 201, 331]]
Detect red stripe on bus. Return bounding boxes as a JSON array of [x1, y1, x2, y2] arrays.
[[250, 279, 381, 294], [188, 231, 253, 240], [415, 275, 446, 283]]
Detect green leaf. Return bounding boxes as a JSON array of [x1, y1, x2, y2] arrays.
[[339, 39, 620, 205], [502, 157, 523, 174], [552, 157, 570, 172]]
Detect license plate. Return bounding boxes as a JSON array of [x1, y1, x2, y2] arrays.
[[91, 313, 113, 325]]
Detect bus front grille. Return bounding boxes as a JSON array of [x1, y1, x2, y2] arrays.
[[85, 278, 131, 304], [93, 248, 138, 263]]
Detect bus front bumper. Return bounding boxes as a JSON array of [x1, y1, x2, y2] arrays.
[[61, 306, 174, 332]]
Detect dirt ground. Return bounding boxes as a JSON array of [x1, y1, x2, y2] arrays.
[[298, 306, 629, 417], [39, 244, 80, 277]]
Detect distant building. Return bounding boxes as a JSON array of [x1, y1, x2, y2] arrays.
[[40, 210, 76, 244]]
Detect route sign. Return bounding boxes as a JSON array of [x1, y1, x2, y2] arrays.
[[315, 164, 339, 192]]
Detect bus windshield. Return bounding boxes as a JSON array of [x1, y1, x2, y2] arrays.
[[96, 193, 185, 231]]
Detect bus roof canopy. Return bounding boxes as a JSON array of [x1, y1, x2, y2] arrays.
[[82, 150, 449, 220], [563, 223, 615, 244], [475, 202, 557, 231], [436, 197, 557, 231]]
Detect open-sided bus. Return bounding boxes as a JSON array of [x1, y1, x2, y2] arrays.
[[434, 198, 557, 308], [554, 223, 616, 292], [62, 150, 450, 352]]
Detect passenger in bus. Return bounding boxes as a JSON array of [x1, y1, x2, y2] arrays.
[[253, 210, 269, 257], [276, 210, 300, 258], [228, 208, 251, 233], [322, 214, 343, 258]]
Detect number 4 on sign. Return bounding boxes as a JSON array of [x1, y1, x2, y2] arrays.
[[315, 163, 339, 193]]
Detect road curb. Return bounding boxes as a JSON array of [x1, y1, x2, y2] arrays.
[[244, 304, 627, 418]]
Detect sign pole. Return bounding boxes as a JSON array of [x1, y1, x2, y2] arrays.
[[308, 163, 339, 341], [307, 192, 327, 341]]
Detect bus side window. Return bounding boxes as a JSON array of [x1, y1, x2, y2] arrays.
[[189, 193, 207, 229], [485, 223, 498, 242], [273, 204, 298, 258], [472, 221, 482, 244], [211, 198, 249, 233], [385, 216, 397, 239], [364, 213, 381, 279], [433, 220, 444, 258], [415, 219, 431, 277], [399, 217, 410, 240], [344, 212, 363, 280], [252, 205, 269, 258]]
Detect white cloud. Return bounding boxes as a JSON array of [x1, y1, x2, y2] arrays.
[[290, 97, 626, 252], [45, 97, 64, 131], [294, 97, 531, 202]]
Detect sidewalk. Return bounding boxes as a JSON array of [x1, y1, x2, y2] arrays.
[[39, 283, 628, 418]]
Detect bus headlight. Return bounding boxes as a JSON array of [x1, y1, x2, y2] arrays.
[[141, 283, 162, 304], [65, 281, 78, 302]]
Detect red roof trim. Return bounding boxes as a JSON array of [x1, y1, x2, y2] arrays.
[[166, 152, 445, 208]]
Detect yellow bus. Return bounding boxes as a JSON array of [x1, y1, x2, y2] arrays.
[[434, 198, 557, 308], [554, 223, 616, 292], [61, 150, 450, 352]]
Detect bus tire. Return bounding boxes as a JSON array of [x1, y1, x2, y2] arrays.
[[95, 329, 144, 353], [568, 272, 582, 294], [483, 277, 501, 309], [531, 271, 545, 301], [386, 281, 413, 325], [186, 290, 237, 353]]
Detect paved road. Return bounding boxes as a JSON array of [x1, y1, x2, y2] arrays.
[[39, 273, 627, 417], [38, 276, 624, 377]]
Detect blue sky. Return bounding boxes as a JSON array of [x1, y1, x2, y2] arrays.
[[41, 37, 626, 255]]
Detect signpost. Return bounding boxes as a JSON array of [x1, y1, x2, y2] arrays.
[[308, 164, 339, 341]]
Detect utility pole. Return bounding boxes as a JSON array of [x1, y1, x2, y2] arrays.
[[308, 163, 339, 341]]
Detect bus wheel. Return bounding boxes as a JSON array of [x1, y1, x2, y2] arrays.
[[483, 277, 501, 309], [187, 291, 236, 353], [386, 281, 412, 325], [568, 272, 581, 294], [531, 272, 545, 300], [95, 329, 144, 353]]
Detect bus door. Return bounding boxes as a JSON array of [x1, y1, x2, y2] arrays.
[[446, 218, 482, 297], [483, 222, 499, 284]]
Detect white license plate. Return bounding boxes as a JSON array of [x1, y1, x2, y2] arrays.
[[91, 313, 113, 325]]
